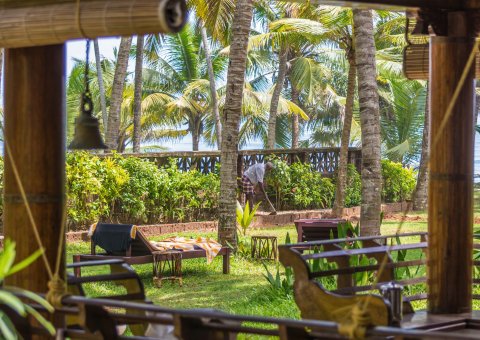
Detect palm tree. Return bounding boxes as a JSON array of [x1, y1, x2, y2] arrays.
[[353, 8, 382, 236], [200, 23, 222, 149], [106, 37, 132, 151], [143, 25, 228, 151], [380, 79, 426, 165], [267, 45, 288, 149], [218, 0, 255, 247], [185, 0, 236, 149], [133, 35, 145, 153], [412, 84, 429, 211], [93, 39, 108, 131]]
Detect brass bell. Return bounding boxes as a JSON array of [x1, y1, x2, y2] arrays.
[[69, 39, 108, 150], [68, 92, 108, 150]]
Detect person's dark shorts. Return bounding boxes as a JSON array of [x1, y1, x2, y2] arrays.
[[241, 175, 254, 195]]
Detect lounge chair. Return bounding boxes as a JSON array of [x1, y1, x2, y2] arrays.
[[72, 223, 231, 277]]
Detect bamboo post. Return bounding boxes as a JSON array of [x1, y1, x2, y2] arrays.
[[428, 11, 475, 314], [3, 45, 66, 296]]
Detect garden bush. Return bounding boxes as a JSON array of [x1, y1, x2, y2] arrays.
[[0, 154, 416, 231], [66, 152, 128, 229], [266, 158, 335, 211], [345, 164, 362, 208], [66, 152, 219, 230], [381, 160, 416, 203]]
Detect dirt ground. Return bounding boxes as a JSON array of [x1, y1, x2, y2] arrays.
[[382, 213, 427, 222]]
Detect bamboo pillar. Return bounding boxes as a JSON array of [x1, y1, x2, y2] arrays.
[[428, 12, 475, 314], [3, 45, 66, 293]]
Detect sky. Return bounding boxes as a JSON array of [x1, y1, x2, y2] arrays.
[[66, 37, 119, 73]]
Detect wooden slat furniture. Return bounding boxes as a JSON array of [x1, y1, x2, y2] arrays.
[[7, 292, 480, 339], [280, 232, 480, 317], [72, 226, 230, 276], [294, 218, 347, 242], [251, 235, 278, 260], [66, 259, 151, 336]]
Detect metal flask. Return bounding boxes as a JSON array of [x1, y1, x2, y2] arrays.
[[380, 281, 404, 325]]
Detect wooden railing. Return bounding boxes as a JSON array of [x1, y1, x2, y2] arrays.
[[114, 147, 362, 176], [4, 258, 480, 339], [279, 233, 480, 314]]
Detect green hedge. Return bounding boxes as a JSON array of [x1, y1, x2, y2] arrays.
[[381, 160, 417, 203], [66, 152, 219, 230], [0, 155, 416, 230]]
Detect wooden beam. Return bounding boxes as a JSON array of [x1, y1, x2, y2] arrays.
[[3, 45, 66, 294], [306, 0, 480, 10], [427, 11, 475, 314], [2, 0, 479, 10]]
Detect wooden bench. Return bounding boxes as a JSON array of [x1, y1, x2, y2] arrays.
[[72, 225, 230, 276]]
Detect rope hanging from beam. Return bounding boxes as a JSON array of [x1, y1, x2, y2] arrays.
[[0, 0, 187, 48]]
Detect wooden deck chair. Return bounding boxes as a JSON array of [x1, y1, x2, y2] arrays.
[[73, 223, 231, 276]]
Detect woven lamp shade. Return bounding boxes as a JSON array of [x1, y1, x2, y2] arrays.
[[403, 12, 480, 79], [404, 44, 480, 80], [0, 0, 187, 48]]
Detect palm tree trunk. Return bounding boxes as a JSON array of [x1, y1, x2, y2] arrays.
[[133, 35, 144, 153], [333, 57, 356, 217], [0, 49, 3, 99], [291, 85, 300, 148], [192, 120, 200, 151], [353, 9, 382, 236], [267, 46, 288, 149], [94, 39, 108, 132], [413, 84, 429, 211], [106, 36, 132, 151], [200, 24, 222, 150], [476, 83, 480, 125], [218, 0, 254, 247]]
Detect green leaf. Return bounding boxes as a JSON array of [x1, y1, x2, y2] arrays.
[[25, 305, 55, 335], [0, 240, 17, 279], [7, 249, 44, 277], [0, 291, 26, 317], [3, 287, 54, 313], [0, 312, 18, 340]]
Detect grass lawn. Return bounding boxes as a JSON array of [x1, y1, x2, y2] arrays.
[[67, 220, 436, 320]]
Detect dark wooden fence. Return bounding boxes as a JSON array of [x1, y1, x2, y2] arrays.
[[117, 147, 362, 177]]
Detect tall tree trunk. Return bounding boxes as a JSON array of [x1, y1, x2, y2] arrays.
[[267, 46, 288, 149], [0, 49, 4, 99], [133, 35, 144, 153], [192, 120, 200, 151], [106, 37, 132, 151], [353, 9, 382, 236], [291, 85, 300, 148], [333, 57, 356, 217], [201, 24, 222, 149], [94, 39, 108, 132], [413, 84, 429, 211], [218, 0, 254, 247]]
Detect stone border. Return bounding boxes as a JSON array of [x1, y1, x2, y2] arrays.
[[65, 202, 411, 243]]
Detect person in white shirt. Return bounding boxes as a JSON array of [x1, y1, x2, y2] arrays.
[[241, 162, 276, 214]]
